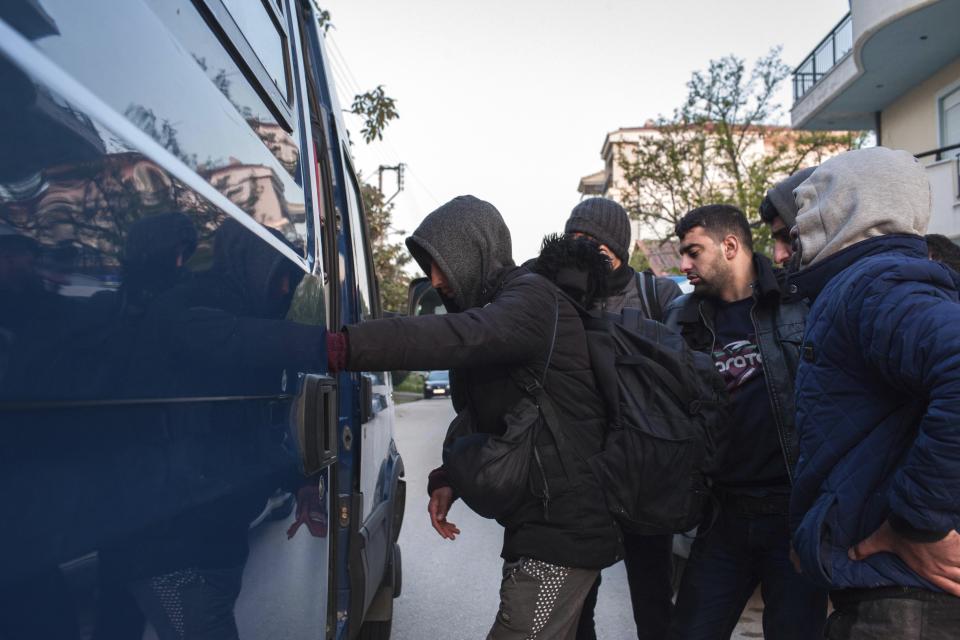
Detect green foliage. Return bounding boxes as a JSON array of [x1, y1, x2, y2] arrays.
[[619, 48, 865, 259], [752, 222, 774, 259], [311, 8, 399, 143], [628, 249, 651, 273], [362, 182, 411, 313], [350, 86, 399, 144], [315, 8, 333, 33], [394, 372, 424, 393]]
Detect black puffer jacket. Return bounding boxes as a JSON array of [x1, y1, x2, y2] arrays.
[[346, 197, 621, 569]]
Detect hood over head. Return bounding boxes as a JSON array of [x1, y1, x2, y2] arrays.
[[794, 147, 931, 268], [761, 166, 816, 229], [405, 195, 514, 311]]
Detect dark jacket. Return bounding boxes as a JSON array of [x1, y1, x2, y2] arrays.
[[524, 235, 681, 318], [595, 266, 682, 318], [663, 253, 807, 483], [787, 234, 960, 591], [346, 197, 621, 569]]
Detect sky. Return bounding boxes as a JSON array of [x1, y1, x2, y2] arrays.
[[323, 0, 850, 268]]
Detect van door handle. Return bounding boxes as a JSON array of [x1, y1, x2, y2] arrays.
[[299, 374, 338, 476], [360, 373, 388, 423]]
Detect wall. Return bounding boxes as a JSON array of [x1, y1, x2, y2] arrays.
[[882, 55, 960, 153]]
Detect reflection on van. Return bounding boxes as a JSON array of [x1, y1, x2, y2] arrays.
[[0, 1, 403, 638]]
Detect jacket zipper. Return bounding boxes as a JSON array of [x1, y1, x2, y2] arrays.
[[749, 296, 795, 486]]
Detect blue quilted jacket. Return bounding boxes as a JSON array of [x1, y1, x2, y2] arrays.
[[788, 234, 960, 591]]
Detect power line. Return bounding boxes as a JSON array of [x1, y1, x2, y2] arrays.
[[326, 32, 365, 96], [405, 164, 441, 206], [322, 28, 442, 211]]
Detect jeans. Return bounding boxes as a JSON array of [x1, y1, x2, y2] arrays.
[[826, 587, 960, 639], [488, 558, 598, 640], [576, 532, 673, 640], [668, 506, 827, 640]]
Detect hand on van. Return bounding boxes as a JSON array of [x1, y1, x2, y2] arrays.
[[327, 331, 347, 372]]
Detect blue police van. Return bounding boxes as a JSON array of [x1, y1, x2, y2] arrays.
[[0, 1, 404, 638]]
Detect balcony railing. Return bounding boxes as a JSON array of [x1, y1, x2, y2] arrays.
[[917, 143, 960, 198], [793, 13, 853, 103], [915, 142, 960, 162]]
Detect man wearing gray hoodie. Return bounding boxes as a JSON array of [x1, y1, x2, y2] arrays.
[[759, 167, 816, 266], [788, 147, 960, 639]]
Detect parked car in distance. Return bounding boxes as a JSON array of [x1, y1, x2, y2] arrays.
[[669, 274, 694, 294], [423, 370, 450, 399]]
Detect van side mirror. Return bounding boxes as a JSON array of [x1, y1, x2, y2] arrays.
[[406, 277, 445, 317]]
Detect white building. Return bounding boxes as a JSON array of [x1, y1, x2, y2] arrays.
[[791, 0, 960, 238]]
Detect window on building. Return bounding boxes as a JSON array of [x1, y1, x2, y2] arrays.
[[940, 85, 960, 149]]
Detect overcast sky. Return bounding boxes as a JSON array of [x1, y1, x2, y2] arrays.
[[323, 0, 849, 267]]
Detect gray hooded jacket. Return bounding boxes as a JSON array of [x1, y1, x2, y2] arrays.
[[765, 166, 816, 229], [794, 147, 931, 268], [405, 195, 514, 312]]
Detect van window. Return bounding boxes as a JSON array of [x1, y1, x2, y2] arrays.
[[221, 0, 290, 101], [342, 150, 376, 320]]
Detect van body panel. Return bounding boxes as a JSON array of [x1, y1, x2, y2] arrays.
[[0, 1, 402, 637]]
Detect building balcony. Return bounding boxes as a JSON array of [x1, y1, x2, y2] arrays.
[[919, 143, 960, 239], [791, 0, 960, 131], [793, 13, 853, 104]]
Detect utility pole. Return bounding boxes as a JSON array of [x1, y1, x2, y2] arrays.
[[377, 163, 404, 204]]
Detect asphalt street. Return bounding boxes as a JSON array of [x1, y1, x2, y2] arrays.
[[390, 398, 764, 640]]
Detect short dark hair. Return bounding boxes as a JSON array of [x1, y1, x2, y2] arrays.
[[925, 234, 960, 272], [675, 204, 753, 252]]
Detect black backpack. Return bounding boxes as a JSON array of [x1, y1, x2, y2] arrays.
[[542, 290, 729, 535]]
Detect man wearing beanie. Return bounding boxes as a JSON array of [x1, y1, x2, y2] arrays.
[[759, 167, 816, 265], [788, 147, 960, 638], [564, 197, 681, 319], [562, 197, 681, 640]]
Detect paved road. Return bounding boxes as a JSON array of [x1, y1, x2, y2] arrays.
[[390, 398, 763, 639]]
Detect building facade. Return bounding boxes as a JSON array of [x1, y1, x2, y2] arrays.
[[578, 124, 837, 272], [791, 0, 960, 238]]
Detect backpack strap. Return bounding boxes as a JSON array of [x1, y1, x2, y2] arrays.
[[511, 287, 559, 393], [636, 270, 662, 322], [509, 288, 581, 486]]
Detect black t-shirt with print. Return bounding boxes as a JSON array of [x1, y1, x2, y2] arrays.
[[711, 297, 790, 493]]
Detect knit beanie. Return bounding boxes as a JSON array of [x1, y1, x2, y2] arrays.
[[564, 197, 631, 262]]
